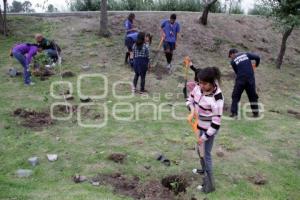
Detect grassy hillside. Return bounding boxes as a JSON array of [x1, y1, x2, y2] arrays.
[[0, 13, 299, 200]]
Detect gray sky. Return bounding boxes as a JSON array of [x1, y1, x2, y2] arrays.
[[1, 0, 256, 13]]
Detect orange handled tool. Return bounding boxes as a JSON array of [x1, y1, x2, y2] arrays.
[[158, 36, 164, 50], [187, 112, 199, 135]]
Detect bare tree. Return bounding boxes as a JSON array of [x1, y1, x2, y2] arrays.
[[0, 6, 3, 33], [199, 0, 218, 25], [276, 25, 294, 69], [99, 0, 110, 37], [264, 0, 300, 69], [2, 0, 7, 36]]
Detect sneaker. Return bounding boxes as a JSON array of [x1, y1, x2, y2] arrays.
[[139, 89, 148, 94], [196, 185, 203, 191], [229, 113, 237, 118], [132, 87, 137, 93], [166, 64, 171, 69], [192, 168, 204, 175], [253, 113, 259, 118], [25, 82, 35, 86]]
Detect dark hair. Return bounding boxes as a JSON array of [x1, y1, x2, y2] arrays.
[[170, 13, 176, 20], [228, 48, 238, 58], [128, 13, 135, 22], [26, 43, 38, 47], [136, 32, 145, 50], [197, 67, 221, 85], [145, 33, 152, 45]]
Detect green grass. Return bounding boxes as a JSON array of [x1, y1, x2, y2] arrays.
[[0, 15, 300, 200]]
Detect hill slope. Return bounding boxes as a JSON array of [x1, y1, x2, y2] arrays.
[[0, 12, 299, 200]]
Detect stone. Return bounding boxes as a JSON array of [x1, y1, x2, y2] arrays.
[[17, 169, 33, 178], [28, 157, 39, 166], [47, 154, 58, 162]]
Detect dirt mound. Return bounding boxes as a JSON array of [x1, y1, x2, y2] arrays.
[[32, 68, 55, 80], [287, 109, 300, 119], [92, 173, 176, 199], [13, 108, 52, 130], [62, 71, 76, 78], [108, 153, 127, 163], [248, 173, 267, 185], [92, 173, 142, 199], [140, 180, 175, 199], [161, 175, 189, 195], [53, 105, 78, 114]]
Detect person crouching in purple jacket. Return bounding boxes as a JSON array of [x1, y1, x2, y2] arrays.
[[11, 43, 41, 86]]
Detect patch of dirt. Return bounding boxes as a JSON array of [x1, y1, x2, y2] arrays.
[[13, 108, 52, 130], [268, 109, 281, 114], [91, 173, 178, 199], [140, 180, 175, 199], [32, 68, 55, 79], [53, 105, 78, 114], [161, 175, 189, 195], [248, 173, 267, 185], [80, 97, 92, 103], [62, 71, 76, 78], [92, 173, 143, 199], [108, 153, 127, 163], [151, 63, 170, 80], [216, 146, 225, 157], [66, 96, 74, 100], [287, 109, 300, 119]]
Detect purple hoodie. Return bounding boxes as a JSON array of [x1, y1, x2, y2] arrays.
[[12, 43, 38, 65]]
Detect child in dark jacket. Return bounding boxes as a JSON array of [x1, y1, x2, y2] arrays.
[[186, 67, 224, 193], [132, 32, 150, 94]]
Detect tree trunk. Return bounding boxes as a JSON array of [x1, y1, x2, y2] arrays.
[[200, 6, 210, 25], [199, 0, 218, 25], [0, 8, 3, 33], [99, 0, 110, 37], [3, 0, 7, 36], [276, 25, 294, 69]]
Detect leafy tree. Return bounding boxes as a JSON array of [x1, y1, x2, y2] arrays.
[[264, 0, 300, 68]]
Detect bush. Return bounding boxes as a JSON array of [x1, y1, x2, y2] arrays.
[[70, 0, 205, 12], [248, 4, 272, 16], [70, 0, 100, 11], [230, 4, 244, 14]]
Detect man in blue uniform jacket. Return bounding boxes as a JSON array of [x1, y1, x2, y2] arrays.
[[228, 49, 260, 118]]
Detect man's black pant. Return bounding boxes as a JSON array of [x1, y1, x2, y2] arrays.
[[231, 77, 259, 115]]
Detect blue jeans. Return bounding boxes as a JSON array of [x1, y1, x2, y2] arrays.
[[133, 57, 149, 91], [44, 49, 58, 60], [13, 51, 31, 84], [200, 130, 216, 173]]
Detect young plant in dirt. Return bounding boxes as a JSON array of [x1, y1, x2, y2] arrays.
[[33, 53, 51, 70], [32, 53, 55, 78]]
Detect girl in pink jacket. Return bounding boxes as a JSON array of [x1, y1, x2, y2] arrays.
[[186, 67, 224, 193]]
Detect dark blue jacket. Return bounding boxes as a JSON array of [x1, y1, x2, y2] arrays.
[[231, 53, 260, 79]]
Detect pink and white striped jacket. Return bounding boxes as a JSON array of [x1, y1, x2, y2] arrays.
[[186, 84, 224, 141]]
